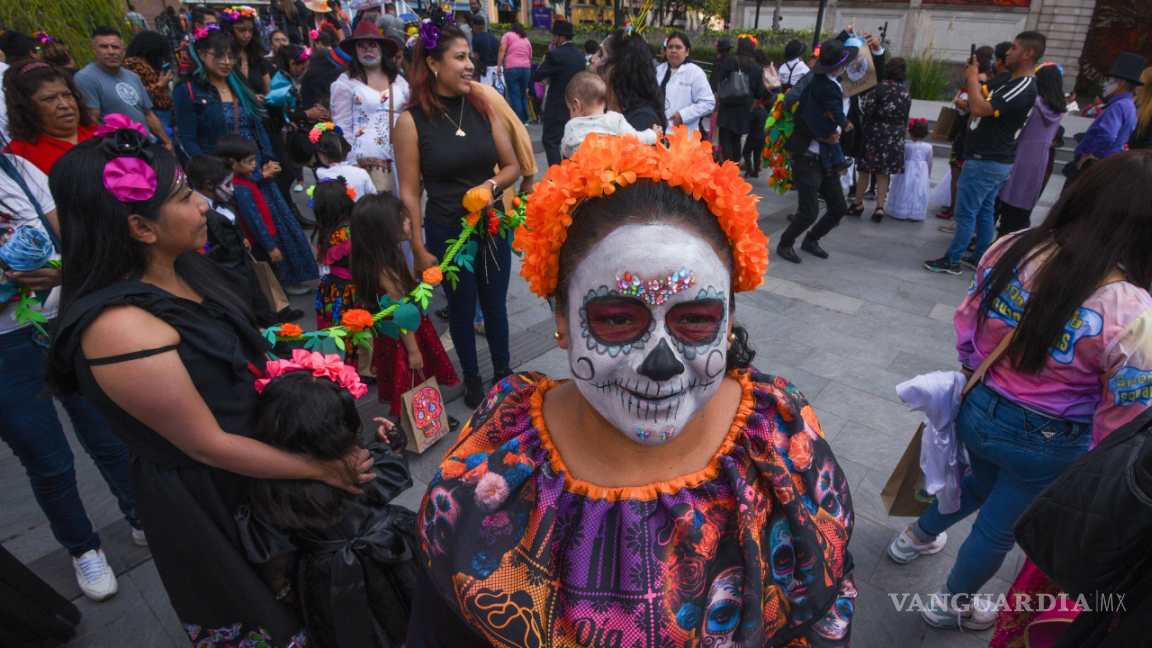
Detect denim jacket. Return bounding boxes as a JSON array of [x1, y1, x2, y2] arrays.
[[173, 79, 274, 161]]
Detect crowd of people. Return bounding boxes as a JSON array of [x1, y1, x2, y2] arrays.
[[2, 5, 1152, 648]]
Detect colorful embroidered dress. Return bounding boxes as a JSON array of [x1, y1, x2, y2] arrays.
[[315, 226, 360, 365], [416, 370, 856, 647]]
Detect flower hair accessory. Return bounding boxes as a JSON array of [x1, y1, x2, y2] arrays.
[[221, 5, 258, 22], [738, 33, 759, 46], [293, 46, 313, 63], [94, 113, 148, 139], [104, 157, 158, 203], [309, 121, 342, 143], [1035, 61, 1064, 75], [309, 28, 321, 41], [34, 31, 54, 44], [254, 349, 368, 399], [908, 117, 928, 130], [194, 23, 221, 40], [515, 125, 769, 297], [420, 4, 454, 50], [306, 177, 355, 207]]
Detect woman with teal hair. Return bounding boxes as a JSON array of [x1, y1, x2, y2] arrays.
[[174, 27, 318, 292]]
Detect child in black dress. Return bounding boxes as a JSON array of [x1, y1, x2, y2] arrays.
[[236, 353, 417, 648]]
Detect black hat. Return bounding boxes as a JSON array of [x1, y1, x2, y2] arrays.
[[812, 38, 858, 74], [784, 39, 805, 62], [715, 37, 732, 52], [551, 20, 573, 38], [1107, 52, 1147, 86]]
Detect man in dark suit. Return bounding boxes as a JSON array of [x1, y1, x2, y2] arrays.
[[532, 21, 587, 166]]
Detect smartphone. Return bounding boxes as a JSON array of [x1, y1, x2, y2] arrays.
[[969, 44, 976, 65], [161, 62, 172, 72]]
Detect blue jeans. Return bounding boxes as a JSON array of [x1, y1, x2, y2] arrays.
[[503, 67, 532, 123], [0, 324, 139, 557], [915, 383, 1091, 596], [946, 159, 1013, 264], [424, 221, 511, 376]]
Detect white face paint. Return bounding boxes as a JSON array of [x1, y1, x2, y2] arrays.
[[357, 41, 381, 66], [1103, 78, 1120, 98], [566, 224, 731, 446], [214, 173, 235, 203]]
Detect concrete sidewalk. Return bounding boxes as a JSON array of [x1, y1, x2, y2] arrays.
[[2, 141, 1065, 647]]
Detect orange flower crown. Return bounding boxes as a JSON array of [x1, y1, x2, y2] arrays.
[[513, 125, 769, 298]]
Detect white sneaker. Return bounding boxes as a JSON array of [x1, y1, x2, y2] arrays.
[[73, 549, 118, 601], [887, 524, 948, 564], [132, 528, 148, 546], [921, 591, 998, 630]]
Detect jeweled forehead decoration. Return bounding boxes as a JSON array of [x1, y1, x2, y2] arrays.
[[615, 267, 696, 305]]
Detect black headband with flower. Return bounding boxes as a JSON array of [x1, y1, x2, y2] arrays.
[[420, 5, 454, 50]]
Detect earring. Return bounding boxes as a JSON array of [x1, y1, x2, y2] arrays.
[[554, 331, 563, 340], [728, 333, 737, 343], [434, 70, 438, 79]]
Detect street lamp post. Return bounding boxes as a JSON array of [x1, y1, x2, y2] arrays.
[[754, 0, 762, 29], [812, 0, 827, 51]]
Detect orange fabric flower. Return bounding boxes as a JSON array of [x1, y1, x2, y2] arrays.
[[422, 266, 443, 285], [789, 433, 814, 472], [463, 187, 491, 213], [440, 460, 466, 480], [278, 323, 304, 338], [514, 126, 768, 298], [465, 212, 481, 227], [341, 308, 375, 332]]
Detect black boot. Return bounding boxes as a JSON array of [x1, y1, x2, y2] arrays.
[[464, 374, 485, 408], [776, 244, 802, 264], [801, 236, 829, 259], [492, 368, 513, 386]]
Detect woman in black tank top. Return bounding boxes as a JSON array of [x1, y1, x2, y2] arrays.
[[392, 14, 521, 409], [46, 131, 375, 645]]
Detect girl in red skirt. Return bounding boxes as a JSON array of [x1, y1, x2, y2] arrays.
[[350, 194, 460, 419]]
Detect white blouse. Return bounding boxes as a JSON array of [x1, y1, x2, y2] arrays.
[[330, 72, 410, 165]]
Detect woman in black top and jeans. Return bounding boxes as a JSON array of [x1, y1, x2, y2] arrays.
[[393, 11, 521, 408], [715, 37, 769, 163]]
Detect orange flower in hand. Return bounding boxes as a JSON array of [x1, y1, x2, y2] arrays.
[[279, 323, 304, 338], [422, 266, 443, 285], [341, 309, 375, 332], [463, 187, 491, 213]]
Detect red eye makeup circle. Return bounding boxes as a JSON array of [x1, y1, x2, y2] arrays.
[[583, 297, 652, 345], [666, 299, 725, 344]]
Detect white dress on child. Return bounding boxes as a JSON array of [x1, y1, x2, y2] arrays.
[[887, 140, 933, 221]]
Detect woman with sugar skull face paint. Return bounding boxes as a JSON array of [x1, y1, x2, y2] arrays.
[[331, 20, 409, 193], [409, 127, 857, 648]]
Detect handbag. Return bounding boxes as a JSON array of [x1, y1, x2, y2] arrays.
[[762, 62, 780, 90], [249, 250, 290, 313], [716, 67, 751, 107], [932, 106, 959, 142], [399, 372, 451, 454]]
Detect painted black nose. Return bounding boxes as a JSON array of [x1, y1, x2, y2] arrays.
[[636, 338, 685, 383]]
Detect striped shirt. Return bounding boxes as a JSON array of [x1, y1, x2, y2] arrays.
[[964, 75, 1037, 164]]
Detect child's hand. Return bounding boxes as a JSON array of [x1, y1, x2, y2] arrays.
[[844, 123, 854, 132], [375, 416, 395, 442], [317, 447, 376, 494], [652, 125, 664, 138], [408, 350, 425, 372], [269, 248, 283, 264], [374, 416, 407, 453], [262, 161, 281, 178]]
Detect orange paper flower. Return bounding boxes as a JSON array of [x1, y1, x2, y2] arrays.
[[465, 212, 481, 227], [341, 309, 375, 332], [463, 187, 491, 213], [422, 266, 443, 285], [514, 126, 769, 297], [278, 323, 304, 338]]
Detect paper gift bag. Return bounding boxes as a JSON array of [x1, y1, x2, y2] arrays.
[[881, 423, 933, 517], [841, 49, 879, 98], [932, 106, 959, 142], [400, 374, 450, 454], [250, 252, 290, 314]]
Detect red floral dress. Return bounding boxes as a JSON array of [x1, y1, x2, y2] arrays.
[[372, 307, 459, 418]]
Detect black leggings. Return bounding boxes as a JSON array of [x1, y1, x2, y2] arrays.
[[719, 127, 743, 163], [995, 198, 1033, 236]]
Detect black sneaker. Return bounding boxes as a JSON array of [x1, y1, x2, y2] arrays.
[[463, 374, 485, 408], [924, 256, 962, 275], [434, 307, 450, 321], [961, 255, 979, 270], [448, 415, 461, 433]]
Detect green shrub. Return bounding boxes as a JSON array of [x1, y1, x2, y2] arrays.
[[907, 54, 952, 101], [4, 0, 126, 66]]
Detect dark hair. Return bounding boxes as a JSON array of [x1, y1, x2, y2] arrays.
[[510, 21, 527, 38], [248, 371, 362, 529], [226, 14, 269, 70], [269, 29, 288, 42], [0, 31, 40, 62], [128, 3, 136, 10], [184, 154, 234, 191], [735, 36, 756, 65], [312, 178, 355, 253], [1015, 31, 1046, 61], [215, 133, 260, 161], [91, 25, 122, 40], [47, 135, 252, 394], [318, 25, 340, 48], [975, 45, 995, 76], [602, 29, 662, 121], [276, 43, 307, 73], [909, 119, 929, 139], [1035, 64, 1066, 114], [315, 129, 351, 162], [977, 151, 1152, 375], [189, 30, 267, 119], [125, 30, 173, 73], [553, 180, 755, 373], [885, 57, 907, 83], [994, 41, 1011, 65], [471, 14, 485, 27], [665, 31, 690, 52], [409, 23, 489, 122], [584, 39, 599, 55], [40, 40, 73, 67], [752, 49, 768, 67], [3, 60, 97, 143], [191, 6, 217, 26], [350, 193, 414, 306], [346, 40, 399, 85]]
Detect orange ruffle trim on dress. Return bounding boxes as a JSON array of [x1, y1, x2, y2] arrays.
[[529, 370, 756, 502]]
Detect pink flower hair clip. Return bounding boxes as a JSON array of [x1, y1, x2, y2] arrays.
[[194, 23, 222, 41], [254, 349, 368, 399], [293, 46, 313, 63]]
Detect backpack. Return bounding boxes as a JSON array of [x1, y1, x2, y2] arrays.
[[1014, 407, 1152, 599], [716, 63, 751, 107]]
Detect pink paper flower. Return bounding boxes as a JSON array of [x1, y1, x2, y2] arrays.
[[94, 114, 148, 139], [474, 472, 510, 511], [103, 157, 157, 202], [254, 349, 367, 399]]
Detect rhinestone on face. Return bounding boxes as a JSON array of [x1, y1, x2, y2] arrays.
[[614, 269, 696, 306]]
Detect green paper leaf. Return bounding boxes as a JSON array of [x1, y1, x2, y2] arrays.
[[304, 336, 325, 350], [333, 336, 345, 351], [393, 302, 421, 333], [377, 320, 400, 339], [417, 294, 429, 311], [329, 328, 347, 338]]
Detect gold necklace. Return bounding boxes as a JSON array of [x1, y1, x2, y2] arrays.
[[443, 98, 467, 137]]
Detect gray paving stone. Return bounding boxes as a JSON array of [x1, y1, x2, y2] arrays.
[[127, 560, 188, 648], [69, 566, 149, 638], [393, 479, 429, 512], [751, 359, 830, 402], [848, 578, 927, 648], [828, 421, 917, 477], [886, 351, 958, 381], [919, 628, 994, 648], [69, 606, 180, 648], [812, 384, 925, 440], [799, 351, 909, 404], [849, 514, 897, 586], [850, 468, 923, 535], [736, 288, 795, 314], [813, 407, 849, 441]]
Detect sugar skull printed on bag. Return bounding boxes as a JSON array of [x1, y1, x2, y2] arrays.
[[411, 385, 443, 438]]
